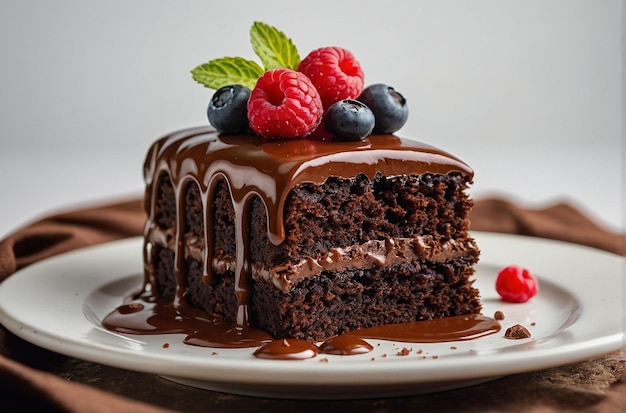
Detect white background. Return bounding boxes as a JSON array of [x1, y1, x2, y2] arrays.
[[0, 0, 623, 238]]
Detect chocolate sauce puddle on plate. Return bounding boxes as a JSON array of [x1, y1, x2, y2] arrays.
[[103, 295, 500, 360], [348, 314, 501, 343], [254, 339, 320, 360]]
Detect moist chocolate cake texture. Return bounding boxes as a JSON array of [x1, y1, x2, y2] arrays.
[[142, 126, 481, 341]]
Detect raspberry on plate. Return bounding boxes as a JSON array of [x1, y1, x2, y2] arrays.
[[495, 265, 538, 303], [248, 68, 323, 139], [297, 47, 364, 109]]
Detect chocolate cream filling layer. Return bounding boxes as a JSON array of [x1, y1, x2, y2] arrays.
[[148, 228, 479, 293]]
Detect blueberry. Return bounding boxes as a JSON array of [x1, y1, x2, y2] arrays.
[[324, 99, 375, 141], [207, 85, 251, 134], [357, 84, 408, 134]]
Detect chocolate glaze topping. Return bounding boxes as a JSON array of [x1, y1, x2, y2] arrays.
[[141, 126, 475, 327]]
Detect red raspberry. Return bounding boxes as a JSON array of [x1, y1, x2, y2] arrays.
[[248, 68, 323, 139], [495, 265, 538, 303], [297, 47, 364, 109], [308, 122, 334, 141]]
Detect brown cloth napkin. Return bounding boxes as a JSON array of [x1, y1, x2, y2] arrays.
[[0, 199, 145, 278], [0, 197, 624, 412]]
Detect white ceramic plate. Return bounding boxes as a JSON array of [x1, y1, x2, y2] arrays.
[[0, 232, 623, 399]]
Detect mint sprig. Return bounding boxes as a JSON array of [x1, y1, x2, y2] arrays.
[[191, 21, 300, 90], [191, 57, 264, 90], [250, 21, 300, 70]]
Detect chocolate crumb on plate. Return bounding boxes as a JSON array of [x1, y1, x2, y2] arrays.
[[504, 324, 532, 339], [397, 347, 411, 356], [494, 310, 505, 320]]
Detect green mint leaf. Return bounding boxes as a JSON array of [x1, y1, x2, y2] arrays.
[[250, 21, 300, 70], [191, 57, 264, 90]]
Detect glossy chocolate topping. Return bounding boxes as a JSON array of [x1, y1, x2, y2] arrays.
[[143, 126, 473, 244], [142, 126, 475, 326]]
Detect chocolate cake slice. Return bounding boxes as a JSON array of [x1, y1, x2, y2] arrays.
[[142, 126, 481, 341]]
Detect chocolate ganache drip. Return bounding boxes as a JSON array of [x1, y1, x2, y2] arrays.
[[142, 126, 474, 326]]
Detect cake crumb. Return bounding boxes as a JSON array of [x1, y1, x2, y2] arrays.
[[211, 351, 219, 356], [397, 347, 411, 356], [370, 357, 376, 361], [162, 343, 170, 348], [531, 322, 536, 326], [319, 357, 329, 363], [416, 349, 423, 354], [504, 324, 532, 339], [494, 310, 505, 320], [450, 346, 457, 350], [432, 355, 439, 359], [381, 353, 387, 358]]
